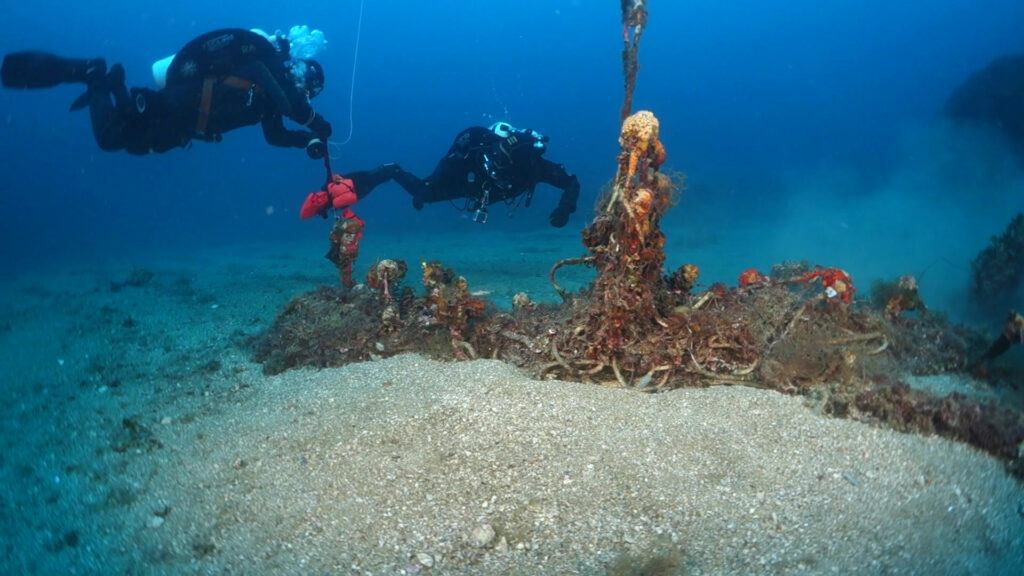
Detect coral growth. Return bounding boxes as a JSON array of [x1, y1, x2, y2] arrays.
[[787, 266, 856, 305], [665, 264, 699, 296], [737, 268, 768, 288], [366, 259, 408, 331], [573, 111, 674, 364], [326, 216, 365, 288], [870, 275, 927, 321], [253, 260, 493, 373], [511, 292, 534, 312], [366, 259, 407, 304], [421, 261, 488, 349]]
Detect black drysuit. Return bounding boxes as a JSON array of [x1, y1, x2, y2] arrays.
[[392, 126, 580, 227], [1, 28, 331, 155]]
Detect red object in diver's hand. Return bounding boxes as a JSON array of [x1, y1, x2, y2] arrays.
[[327, 175, 357, 209], [299, 174, 358, 219], [300, 190, 330, 219]]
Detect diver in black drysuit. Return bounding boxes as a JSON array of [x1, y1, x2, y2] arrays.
[[1, 28, 332, 157], [391, 123, 581, 227], [968, 309, 1024, 377]]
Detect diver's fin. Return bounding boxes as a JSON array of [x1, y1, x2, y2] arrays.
[[70, 63, 124, 112], [69, 90, 91, 111], [3, 52, 105, 89]]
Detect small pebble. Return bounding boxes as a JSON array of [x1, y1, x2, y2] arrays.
[[415, 552, 434, 567], [469, 524, 495, 548], [148, 515, 165, 529], [494, 536, 509, 553], [160, 416, 172, 426]]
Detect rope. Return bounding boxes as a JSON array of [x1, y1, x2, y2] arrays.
[[336, 0, 365, 146]]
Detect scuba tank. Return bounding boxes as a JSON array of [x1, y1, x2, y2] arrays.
[[150, 26, 327, 88], [151, 54, 174, 88]]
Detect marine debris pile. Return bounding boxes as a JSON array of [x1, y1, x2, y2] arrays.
[[255, 2, 1022, 479], [255, 111, 1024, 478]]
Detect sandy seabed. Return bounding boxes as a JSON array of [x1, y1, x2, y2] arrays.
[[1, 231, 1023, 575]]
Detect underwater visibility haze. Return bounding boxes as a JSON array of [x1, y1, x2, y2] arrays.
[[2, 1, 1024, 574], [0, 2, 1020, 285]]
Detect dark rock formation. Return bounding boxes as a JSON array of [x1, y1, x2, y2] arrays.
[[944, 53, 1024, 160]]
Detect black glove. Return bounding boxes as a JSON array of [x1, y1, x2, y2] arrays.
[[549, 207, 571, 228], [306, 138, 326, 160], [308, 114, 332, 139]]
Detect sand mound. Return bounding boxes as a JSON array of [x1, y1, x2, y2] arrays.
[[96, 355, 1024, 575]]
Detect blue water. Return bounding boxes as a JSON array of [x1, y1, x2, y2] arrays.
[[3, 4, 1024, 574], [2, 0, 1022, 276]]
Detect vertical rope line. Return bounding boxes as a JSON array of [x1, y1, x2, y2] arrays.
[[336, 0, 365, 146]]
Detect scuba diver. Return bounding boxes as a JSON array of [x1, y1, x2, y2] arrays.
[[969, 309, 1024, 377], [1, 28, 332, 158], [390, 122, 581, 227]]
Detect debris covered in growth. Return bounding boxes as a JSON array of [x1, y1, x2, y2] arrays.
[[326, 216, 365, 288], [254, 112, 1024, 479], [253, 260, 496, 375], [871, 275, 927, 321], [619, 0, 648, 123]]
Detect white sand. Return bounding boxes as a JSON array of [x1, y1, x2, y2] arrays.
[[1, 239, 1023, 575], [126, 356, 1024, 575]]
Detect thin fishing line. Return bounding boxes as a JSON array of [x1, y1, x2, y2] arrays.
[[336, 0, 365, 146]]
